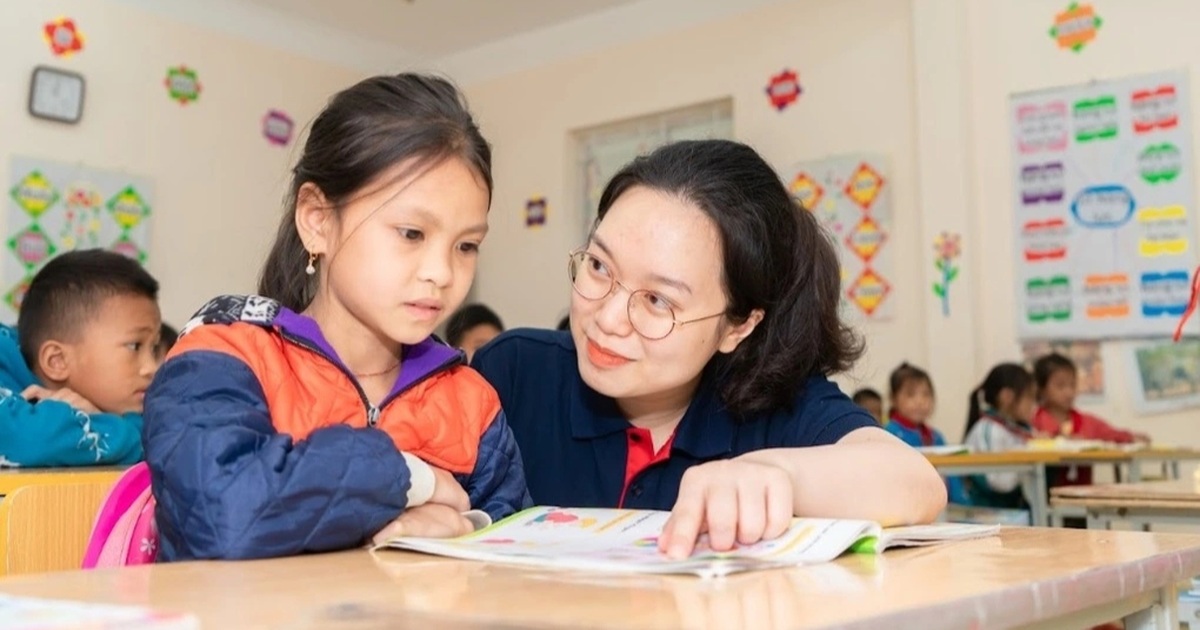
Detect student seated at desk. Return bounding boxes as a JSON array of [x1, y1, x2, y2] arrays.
[[882, 363, 968, 504], [851, 387, 883, 425], [961, 363, 1037, 509], [0, 250, 161, 467], [1032, 352, 1148, 488], [144, 74, 530, 562]]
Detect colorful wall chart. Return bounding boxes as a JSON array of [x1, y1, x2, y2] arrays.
[[788, 155, 894, 319], [5, 156, 153, 321], [1010, 69, 1199, 340]]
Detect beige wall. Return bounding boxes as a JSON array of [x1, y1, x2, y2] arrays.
[[465, 0, 924, 412], [465, 0, 1200, 449], [0, 0, 361, 325]]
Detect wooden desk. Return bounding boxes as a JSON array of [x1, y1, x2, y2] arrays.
[[0, 528, 1198, 629], [0, 467, 125, 496], [1053, 479, 1200, 530], [926, 452, 1049, 526]]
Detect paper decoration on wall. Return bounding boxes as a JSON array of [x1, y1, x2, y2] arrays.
[[1049, 2, 1102, 53], [766, 69, 802, 112], [43, 17, 84, 57], [262, 110, 294, 146], [165, 66, 201, 105], [525, 197, 547, 228], [4, 157, 154, 321], [1020, 339, 1106, 402], [788, 155, 894, 319], [1010, 69, 1199, 341], [931, 232, 961, 317], [1126, 337, 1200, 414]]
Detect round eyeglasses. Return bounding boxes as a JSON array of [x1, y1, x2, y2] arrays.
[[567, 250, 725, 340]]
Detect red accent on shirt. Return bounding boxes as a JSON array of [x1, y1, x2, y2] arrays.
[[619, 427, 675, 507], [888, 411, 935, 446]]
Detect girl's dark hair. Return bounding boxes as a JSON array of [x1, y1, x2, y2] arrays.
[[965, 363, 1035, 438], [444, 303, 504, 347], [556, 315, 570, 331], [595, 139, 862, 417], [1033, 352, 1075, 389], [851, 388, 882, 405], [259, 73, 492, 311], [889, 362, 934, 398]]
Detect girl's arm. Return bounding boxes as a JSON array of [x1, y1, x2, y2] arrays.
[[963, 419, 1024, 492], [1077, 412, 1140, 443]]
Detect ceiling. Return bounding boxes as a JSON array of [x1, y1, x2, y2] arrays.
[[113, 0, 792, 83], [237, 0, 639, 57]]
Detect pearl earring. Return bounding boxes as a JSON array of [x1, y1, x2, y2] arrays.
[[305, 252, 317, 276]]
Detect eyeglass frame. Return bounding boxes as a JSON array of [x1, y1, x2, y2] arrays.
[[566, 249, 727, 340]]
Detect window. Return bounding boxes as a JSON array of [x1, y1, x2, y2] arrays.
[[573, 99, 733, 238]]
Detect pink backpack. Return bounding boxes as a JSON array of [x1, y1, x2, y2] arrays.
[[82, 462, 158, 568]]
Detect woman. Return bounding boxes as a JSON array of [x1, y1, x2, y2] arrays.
[[474, 140, 945, 557]]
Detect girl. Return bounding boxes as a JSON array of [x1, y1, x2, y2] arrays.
[[1032, 352, 1147, 487], [473, 140, 946, 559], [883, 363, 943, 447], [962, 363, 1037, 508], [143, 74, 530, 561], [882, 363, 969, 504]]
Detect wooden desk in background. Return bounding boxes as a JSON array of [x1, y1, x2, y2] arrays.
[[0, 467, 125, 496], [1053, 479, 1200, 530], [1, 528, 1198, 629], [925, 452, 1049, 526]]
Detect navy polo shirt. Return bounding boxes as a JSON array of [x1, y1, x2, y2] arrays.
[[471, 329, 876, 511]]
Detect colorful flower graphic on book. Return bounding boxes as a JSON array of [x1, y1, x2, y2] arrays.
[[529, 510, 597, 528], [932, 232, 962, 317]]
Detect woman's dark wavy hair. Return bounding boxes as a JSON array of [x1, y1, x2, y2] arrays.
[[258, 73, 492, 311], [594, 139, 862, 417]]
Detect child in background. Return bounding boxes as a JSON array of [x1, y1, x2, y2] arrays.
[[1032, 352, 1148, 487], [444, 303, 504, 362], [0, 249, 161, 467], [155, 323, 178, 362], [143, 74, 530, 562], [962, 363, 1037, 508], [851, 387, 884, 425], [883, 363, 967, 503]]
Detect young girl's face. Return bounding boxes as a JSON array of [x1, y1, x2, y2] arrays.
[[1007, 385, 1038, 423], [892, 379, 934, 424], [1040, 367, 1077, 411], [305, 157, 490, 346]]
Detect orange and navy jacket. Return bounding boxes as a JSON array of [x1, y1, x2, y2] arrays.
[[143, 295, 530, 561]]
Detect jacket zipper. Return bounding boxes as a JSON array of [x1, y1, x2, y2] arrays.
[[278, 331, 462, 427]]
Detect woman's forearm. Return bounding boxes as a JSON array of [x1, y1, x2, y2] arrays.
[[739, 430, 947, 526]]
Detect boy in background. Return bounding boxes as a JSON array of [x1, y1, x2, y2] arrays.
[[0, 249, 162, 467]]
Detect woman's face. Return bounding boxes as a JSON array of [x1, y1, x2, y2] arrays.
[[569, 186, 759, 406]]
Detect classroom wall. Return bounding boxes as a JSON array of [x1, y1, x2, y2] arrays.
[[965, 0, 1200, 450], [465, 0, 1200, 448], [0, 0, 361, 326], [465, 0, 926, 406]]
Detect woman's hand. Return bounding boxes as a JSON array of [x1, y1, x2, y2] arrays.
[[658, 458, 794, 560], [372, 504, 474, 546]]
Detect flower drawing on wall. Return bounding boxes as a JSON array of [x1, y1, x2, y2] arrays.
[[932, 231, 961, 317]]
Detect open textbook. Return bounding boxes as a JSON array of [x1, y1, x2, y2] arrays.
[[378, 506, 999, 578]]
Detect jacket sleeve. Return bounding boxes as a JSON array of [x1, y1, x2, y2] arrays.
[[1079, 412, 1136, 443], [461, 411, 532, 520], [144, 350, 418, 561], [0, 388, 142, 467]]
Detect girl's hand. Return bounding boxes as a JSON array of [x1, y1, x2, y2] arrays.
[[658, 458, 794, 560], [430, 466, 470, 512], [372, 504, 474, 545]]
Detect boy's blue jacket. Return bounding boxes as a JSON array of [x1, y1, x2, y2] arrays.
[[0, 324, 143, 467]]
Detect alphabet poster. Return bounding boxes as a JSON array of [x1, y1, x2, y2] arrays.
[[788, 155, 894, 319], [5, 156, 153, 321], [1011, 69, 1199, 340]]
